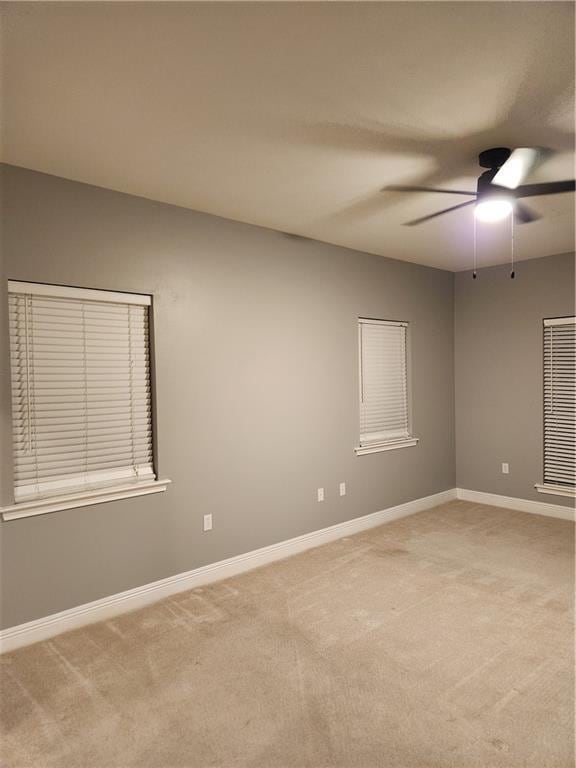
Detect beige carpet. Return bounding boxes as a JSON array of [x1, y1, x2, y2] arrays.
[[1, 500, 574, 768]]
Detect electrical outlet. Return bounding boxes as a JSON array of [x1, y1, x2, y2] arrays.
[[339, 482, 346, 497], [502, 462, 509, 475], [203, 514, 213, 531], [317, 488, 324, 502]]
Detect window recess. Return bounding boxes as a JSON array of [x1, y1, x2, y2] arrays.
[[536, 316, 576, 498], [3, 281, 170, 520], [355, 318, 418, 456]]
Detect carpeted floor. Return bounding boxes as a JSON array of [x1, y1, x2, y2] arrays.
[[1, 500, 574, 768]]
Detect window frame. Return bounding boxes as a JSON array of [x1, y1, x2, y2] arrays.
[[354, 317, 419, 456], [1, 280, 170, 521], [535, 314, 576, 499]]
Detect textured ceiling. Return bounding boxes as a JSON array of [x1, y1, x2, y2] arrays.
[[2, 1, 574, 271]]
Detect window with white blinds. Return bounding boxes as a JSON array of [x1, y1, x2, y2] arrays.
[[543, 317, 575, 489], [8, 281, 155, 503], [358, 318, 415, 451]]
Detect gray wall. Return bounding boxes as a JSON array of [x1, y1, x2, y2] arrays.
[[0, 165, 455, 628], [455, 252, 575, 507]]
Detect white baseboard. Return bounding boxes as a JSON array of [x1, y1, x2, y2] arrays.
[[456, 488, 575, 521], [0, 488, 456, 653]]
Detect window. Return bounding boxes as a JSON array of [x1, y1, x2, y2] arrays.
[[536, 316, 575, 498], [355, 318, 418, 455], [2, 281, 169, 520]]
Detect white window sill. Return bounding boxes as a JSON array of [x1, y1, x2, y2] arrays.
[[535, 483, 576, 499], [354, 437, 419, 456], [0, 479, 172, 521]]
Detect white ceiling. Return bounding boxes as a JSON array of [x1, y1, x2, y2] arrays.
[[2, 1, 574, 271]]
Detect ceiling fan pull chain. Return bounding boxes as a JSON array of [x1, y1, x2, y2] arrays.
[[472, 213, 477, 279], [510, 214, 515, 279]]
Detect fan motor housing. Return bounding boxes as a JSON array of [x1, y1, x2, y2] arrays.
[[477, 148, 514, 199], [478, 147, 511, 170], [476, 170, 510, 199]]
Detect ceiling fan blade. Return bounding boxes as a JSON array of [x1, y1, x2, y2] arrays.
[[405, 200, 476, 226], [514, 201, 540, 224], [493, 148, 541, 189], [514, 180, 575, 198], [385, 185, 475, 196]]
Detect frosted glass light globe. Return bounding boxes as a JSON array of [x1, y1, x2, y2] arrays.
[[474, 199, 513, 222]]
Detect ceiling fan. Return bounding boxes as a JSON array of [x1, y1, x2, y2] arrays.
[[386, 147, 575, 226]]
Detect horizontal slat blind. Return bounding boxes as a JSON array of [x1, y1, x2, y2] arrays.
[[543, 318, 575, 488], [359, 318, 409, 446], [8, 284, 155, 502]]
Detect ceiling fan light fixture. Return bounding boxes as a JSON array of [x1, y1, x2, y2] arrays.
[[474, 197, 514, 223]]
